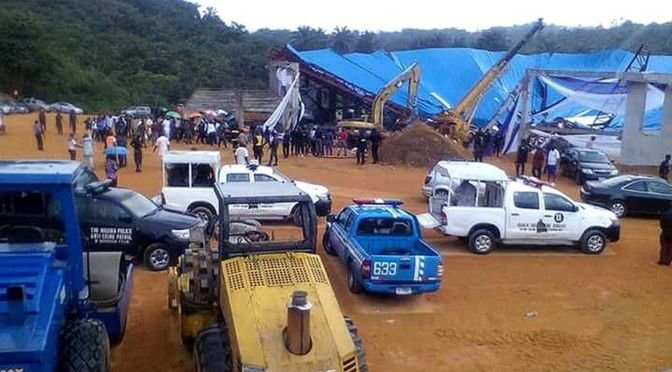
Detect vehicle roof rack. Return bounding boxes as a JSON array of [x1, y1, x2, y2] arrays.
[[352, 198, 404, 207], [84, 179, 112, 194], [517, 176, 551, 188]]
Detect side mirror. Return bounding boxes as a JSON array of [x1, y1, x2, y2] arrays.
[[573, 204, 580, 212], [326, 214, 336, 223], [119, 216, 133, 224]]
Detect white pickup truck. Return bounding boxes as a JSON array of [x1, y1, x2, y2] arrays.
[[156, 151, 331, 222], [419, 161, 620, 255]]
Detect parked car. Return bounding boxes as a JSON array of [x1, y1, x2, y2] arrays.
[[0, 99, 28, 114], [580, 175, 672, 218], [19, 97, 51, 112], [121, 105, 152, 118], [324, 199, 443, 295], [49, 101, 84, 114], [560, 148, 618, 185], [0, 100, 15, 114]]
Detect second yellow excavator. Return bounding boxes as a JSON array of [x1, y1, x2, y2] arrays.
[[435, 18, 544, 142], [338, 62, 420, 131]]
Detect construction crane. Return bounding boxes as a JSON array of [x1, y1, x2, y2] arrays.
[[435, 18, 544, 142], [338, 62, 420, 130]]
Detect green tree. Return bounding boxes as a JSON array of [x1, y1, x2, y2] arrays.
[[331, 26, 358, 54], [475, 29, 508, 51], [292, 26, 329, 50]]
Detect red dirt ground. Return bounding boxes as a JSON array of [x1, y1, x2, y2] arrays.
[[2, 114, 671, 371]]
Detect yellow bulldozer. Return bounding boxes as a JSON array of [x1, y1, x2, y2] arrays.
[[168, 181, 366, 372]]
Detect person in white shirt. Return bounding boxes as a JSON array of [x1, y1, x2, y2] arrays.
[[153, 134, 170, 160], [546, 145, 561, 184], [234, 145, 249, 165]]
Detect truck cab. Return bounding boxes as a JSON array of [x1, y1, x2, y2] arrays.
[[0, 161, 133, 372], [421, 161, 620, 254], [324, 199, 443, 295], [157, 150, 221, 222]]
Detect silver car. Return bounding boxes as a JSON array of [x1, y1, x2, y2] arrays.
[[49, 102, 84, 114], [19, 98, 51, 112]]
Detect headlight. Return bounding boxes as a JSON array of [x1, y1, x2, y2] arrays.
[[581, 168, 594, 174], [171, 229, 190, 239], [610, 169, 619, 176], [242, 365, 266, 372]]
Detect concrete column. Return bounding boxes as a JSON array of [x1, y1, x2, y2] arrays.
[[621, 81, 648, 165], [662, 85, 672, 138]]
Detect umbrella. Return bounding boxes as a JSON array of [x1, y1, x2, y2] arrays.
[[165, 111, 180, 119], [216, 109, 229, 117], [105, 146, 128, 156], [189, 112, 202, 119]]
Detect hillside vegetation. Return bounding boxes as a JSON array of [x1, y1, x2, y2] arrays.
[[2, 0, 670, 111]]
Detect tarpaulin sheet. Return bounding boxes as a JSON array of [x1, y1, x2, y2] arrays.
[[288, 46, 672, 130]]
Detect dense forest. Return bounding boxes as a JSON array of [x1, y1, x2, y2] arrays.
[[2, 0, 672, 112]]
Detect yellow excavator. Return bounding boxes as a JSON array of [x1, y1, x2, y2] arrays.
[[435, 18, 544, 142], [338, 62, 420, 131]]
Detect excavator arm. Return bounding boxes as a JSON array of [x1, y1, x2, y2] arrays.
[[437, 19, 544, 141], [372, 62, 421, 129]]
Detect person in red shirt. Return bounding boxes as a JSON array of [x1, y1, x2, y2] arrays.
[[531, 147, 546, 179], [336, 129, 349, 157]]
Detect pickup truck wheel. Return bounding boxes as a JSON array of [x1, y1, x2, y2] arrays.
[[608, 200, 627, 218], [580, 229, 607, 254], [144, 243, 171, 271], [347, 264, 363, 294], [189, 205, 215, 223], [322, 230, 337, 256], [468, 229, 496, 254]]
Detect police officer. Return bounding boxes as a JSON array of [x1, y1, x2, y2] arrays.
[[355, 130, 367, 165], [369, 128, 382, 164], [55, 111, 64, 135], [267, 130, 279, 166]]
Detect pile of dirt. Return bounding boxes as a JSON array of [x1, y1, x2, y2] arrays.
[[380, 123, 471, 167]]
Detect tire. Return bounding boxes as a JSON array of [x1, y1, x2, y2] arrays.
[[608, 200, 627, 218], [580, 229, 607, 254], [144, 242, 171, 271], [194, 324, 232, 372], [189, 205, 216, 224], [347, 263, 363, 294], [468, 229, 496, 255], [322, 229, 337, 256], [344, 316, 368, 372], [59, 319, 110, 372]]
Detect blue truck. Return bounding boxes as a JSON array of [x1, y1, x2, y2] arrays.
[[323, 199, 443, 295], [0, 161, 134, 372]]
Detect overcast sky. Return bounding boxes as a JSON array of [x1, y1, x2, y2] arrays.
[[194, 0, 668, 32]]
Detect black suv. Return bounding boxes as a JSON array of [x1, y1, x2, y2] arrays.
[[560, 148, 619, 185]]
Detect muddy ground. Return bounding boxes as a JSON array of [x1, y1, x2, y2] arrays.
[[2, 114, 671, 371]]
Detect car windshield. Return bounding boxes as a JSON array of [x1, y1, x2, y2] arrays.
[[578, 151, 610, 163], [119, 192, 158, 218], [272, 169, 292, 182], [601, 176, 633, 187]]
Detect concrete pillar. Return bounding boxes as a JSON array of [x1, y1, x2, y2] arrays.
[[621, 82, 648, 165], [662, 85, 672, 138]]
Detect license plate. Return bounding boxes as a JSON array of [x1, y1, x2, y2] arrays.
[[395, 287, 412, 295]]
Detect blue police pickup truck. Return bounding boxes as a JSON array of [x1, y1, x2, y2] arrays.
[[323, 199, 443, 295]]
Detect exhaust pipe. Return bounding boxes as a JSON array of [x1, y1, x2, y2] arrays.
[[284, 291, 312, 355]]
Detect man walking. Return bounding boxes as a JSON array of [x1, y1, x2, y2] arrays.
[[355, 131, 367, 165], [546, 145, 560, 185], [658, 205, 672, 266], [33, 120, 44, 151], [131, 134, 143, 172], [67, 133, 80, 160], [253, 130, 264, 162], [82, 133, 94, 170], [267, 130, 279, 166], [659, 154, 671, 181], [281, 131, 290, 158], [336, 129, 348, 157], [69, 109, 77, 134], [55, 112, 64, 135], [369, 128, 382, 164], [515, 139, 530, 177], [153, 133, 170, 161], [235, 144, 249, 165], [38, 109, 47, 133]]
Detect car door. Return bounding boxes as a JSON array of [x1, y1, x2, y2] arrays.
[[621, 180, 650, 213], [542, 193, 580, 240], [329, 209, 353, 259], [253, 173, 288, 218], [84, 197, 137, 255], [224, 173, 255, 219], [645, 181, 672, 214], [507, 191, 546, 239]]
